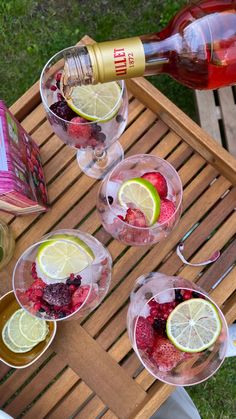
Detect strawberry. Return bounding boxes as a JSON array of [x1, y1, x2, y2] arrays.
[[125, 208, 147, 227], [135, 316, 155, 351], [68, 117, 92, 140], [151, 336, 186, 371], [71, 285, 90, 307], [158, 199, 176, 223], [141, 172, 168, 198]]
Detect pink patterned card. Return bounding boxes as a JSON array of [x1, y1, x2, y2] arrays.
[[0, 100, 48, 214]]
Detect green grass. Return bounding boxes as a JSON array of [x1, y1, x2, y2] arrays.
[[0, 1, 235, 417], [188, 357, 236, 419], [0, 0, 196, 118]]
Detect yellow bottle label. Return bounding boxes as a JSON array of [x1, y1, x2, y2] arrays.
[[87, 37, 145, 83]]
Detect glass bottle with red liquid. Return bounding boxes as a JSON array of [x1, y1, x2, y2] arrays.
[[61, 0, 236, 91]]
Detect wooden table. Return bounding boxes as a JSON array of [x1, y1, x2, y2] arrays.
[[195, 85, 236, 156], [1, 41, 236, 418]]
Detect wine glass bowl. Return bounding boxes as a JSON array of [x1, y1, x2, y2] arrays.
[[97, 154, 183, 246], [127, 273, 228, 386], [12, 229, 112, 322], [40, 47, 128, 179]]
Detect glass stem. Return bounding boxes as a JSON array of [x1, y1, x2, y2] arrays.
[[93, 148, 107, 162]]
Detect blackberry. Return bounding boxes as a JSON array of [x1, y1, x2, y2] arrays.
[[192, 291, 201, 298], [175, 289, 184, 303], [108, 196, 113, 205], [66, 275, 81, 287], [39, 307, 46, 313], [92, 123, 102, 134], [43, 283, 71, 306], [58, 311, 66, 318], [49, 100, 77, 121], [153, 319, 166, 336], [96, 124, 102, 132], [116, 114, 124, 123], [96, 132, 106, 142], [56, 80, 60, 90]]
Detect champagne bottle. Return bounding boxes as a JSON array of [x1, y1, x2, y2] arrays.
[[62, 0, 236, 92]]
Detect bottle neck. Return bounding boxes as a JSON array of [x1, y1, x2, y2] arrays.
[[62, 34, 174, 90], [140, 33, 176, 76]]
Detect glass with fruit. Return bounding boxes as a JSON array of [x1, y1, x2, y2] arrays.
[[13, 229, 112, 321], [40, 47, 128, 179], [97, 154, 182, 246], [127, 273, 228, 385]]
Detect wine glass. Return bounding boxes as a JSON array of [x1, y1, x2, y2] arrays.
[[40, 47, 128, 179], [97, 154, 183, 246], [13, 229, 112, 321], [127, 272, 228, 386]]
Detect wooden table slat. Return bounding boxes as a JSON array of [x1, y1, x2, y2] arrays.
[[0, 349, 54, 406], [48, 381, 93, 419], [218, 87, 236, 156], [52, 324, 146, 418], [4, 354, 67, 417], [24, 368, 79, 419]]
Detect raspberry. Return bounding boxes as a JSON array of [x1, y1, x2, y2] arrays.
[[29, 290, 42, 302], [34, 302, 42, 311], [31, 279, 46, 289], [125, 208, 147, 228], [158, 199, 176, 224], [151, 336, 186, 371], [135, 316, 155, 351], [183, 290, 192, 300], [141, 172, 168, 198], [50, 85, 57, 91], [56, 72, 62, 82], [148, 299, 158, 308], [150, 307, 159, 317], [147, 315, 154, 324], [68, 117, 92, 140]]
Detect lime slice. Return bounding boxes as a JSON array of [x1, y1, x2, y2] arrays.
[[67, 82, 121, 122], [50, 234, 94, 261], [118, 178, 160, 226], [19, 311, 48, 343], [2, 321, 34, 353], [37, 238, 91, 280], [166, 298, 222, 353], [7, 309, 37, 348]]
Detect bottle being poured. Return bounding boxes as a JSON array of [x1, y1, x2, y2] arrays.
[[61, 0, 236, 96]]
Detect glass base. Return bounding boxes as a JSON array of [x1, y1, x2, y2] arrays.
[[76, 142, 124, 179]]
